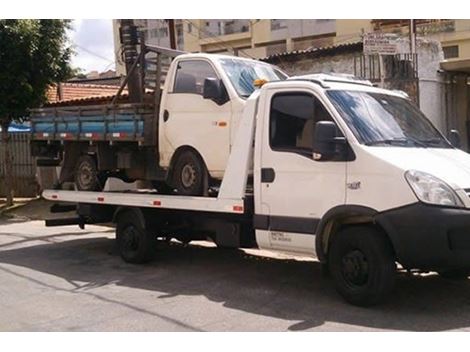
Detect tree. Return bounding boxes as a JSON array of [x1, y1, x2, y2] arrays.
[[0, 20, 73, 206]]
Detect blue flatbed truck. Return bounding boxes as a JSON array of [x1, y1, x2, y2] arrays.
[[30, 43, 183, 192]]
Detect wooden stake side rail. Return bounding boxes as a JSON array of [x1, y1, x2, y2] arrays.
[[42, 190, 246, 215]]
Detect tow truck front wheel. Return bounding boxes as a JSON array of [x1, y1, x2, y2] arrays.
[[328, 226, 396, 306], [116, 211, 157, 264]]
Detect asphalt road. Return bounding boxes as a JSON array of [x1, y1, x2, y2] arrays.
[[1, 215, 470, 331]]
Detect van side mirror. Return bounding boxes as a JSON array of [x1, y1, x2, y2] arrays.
[[312, 121, 346, 160], [203, 78, 228, 105], [449, 129, 461, 149]]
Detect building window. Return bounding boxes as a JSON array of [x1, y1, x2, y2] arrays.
[[176, 24, 184, 47], [158, 27, 168, 37], [269, 93, 333, 155], [271, 19, 287, 31], [201, 20, 250, 38], [217, 21, 224, 35], [443, 45, 459, 59], [187, 23, 192, 33], [150, 28, 158, 38]]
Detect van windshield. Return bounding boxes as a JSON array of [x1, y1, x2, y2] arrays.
[[219, 58, 288, 98], [327, 90, 451, 148]]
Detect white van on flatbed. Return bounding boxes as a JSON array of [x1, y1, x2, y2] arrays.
[[43, 74, 470, 306]]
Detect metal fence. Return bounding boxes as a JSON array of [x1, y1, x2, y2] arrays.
[[0, 132, 37, 197], [354, 53, 418, 82]]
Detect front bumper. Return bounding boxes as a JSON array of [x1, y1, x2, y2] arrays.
[[376, 203, 470, 271]]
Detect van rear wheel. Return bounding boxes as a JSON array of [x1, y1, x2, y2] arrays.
[[172, 150, 206, 196], [74, 155, 106, 191], [328, 225, 396, 306]]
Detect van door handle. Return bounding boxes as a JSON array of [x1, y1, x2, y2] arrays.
[[261, 168, 275, 183], [163, 110, 170, 122]]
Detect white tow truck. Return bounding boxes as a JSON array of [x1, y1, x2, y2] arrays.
[[43, 74, 470, 306]]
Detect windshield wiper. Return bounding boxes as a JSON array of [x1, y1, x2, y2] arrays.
[[404, 137, 428, 148], [366, 137, 427, 147], [419, 138, 450, 147]]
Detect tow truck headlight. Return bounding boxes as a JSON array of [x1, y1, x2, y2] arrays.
[[405, 170, 464, 207]]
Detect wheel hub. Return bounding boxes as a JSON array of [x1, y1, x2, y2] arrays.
[[122, 225, 139, 251], [78, 163, 93, 186], [341, 249, 369, 286], [181, 164, 197, 188]]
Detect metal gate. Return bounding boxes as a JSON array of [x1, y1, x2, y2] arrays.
[[0, 132, 37, 198]]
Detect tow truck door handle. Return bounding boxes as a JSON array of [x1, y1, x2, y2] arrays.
[[163, 110, 170, 122], [261, 168, 275, 183]]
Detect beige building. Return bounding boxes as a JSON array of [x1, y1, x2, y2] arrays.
[[113, 19, 470, 74], [182, 19, 337, 58], [113, 19, 339, 73]]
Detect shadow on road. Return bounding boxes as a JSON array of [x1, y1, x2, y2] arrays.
[[1, 234, 470, 331]]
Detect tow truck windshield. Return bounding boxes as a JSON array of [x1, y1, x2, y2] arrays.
[[327, 90, 451, 148]]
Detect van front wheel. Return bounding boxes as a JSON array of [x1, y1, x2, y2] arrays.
[[328, 226, 396, 306], [172, 150, 206, 196]]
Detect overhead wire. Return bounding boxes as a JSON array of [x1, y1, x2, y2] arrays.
[[74, 43, 115, 63]]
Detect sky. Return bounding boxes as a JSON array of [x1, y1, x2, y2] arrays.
[[70, 19, 116, 73]]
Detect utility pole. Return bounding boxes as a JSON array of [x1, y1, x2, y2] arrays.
[[409, 19, 416, 55], [167, 19, 177, 49], [119, 19, 143, 103]]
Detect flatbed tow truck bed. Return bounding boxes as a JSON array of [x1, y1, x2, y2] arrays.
[[42, 92, 258, 251]]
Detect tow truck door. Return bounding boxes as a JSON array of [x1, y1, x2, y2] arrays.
[[255, 87, 346, 255]]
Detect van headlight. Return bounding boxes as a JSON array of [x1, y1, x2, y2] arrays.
[[405, 170, 464, 207]]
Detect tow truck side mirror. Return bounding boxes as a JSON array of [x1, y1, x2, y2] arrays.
[[203, 78, 228, 105], [312, 121, 346, 161], [449, 129, 461, 149]]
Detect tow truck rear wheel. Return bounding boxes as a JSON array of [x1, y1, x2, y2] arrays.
[[328, 225, 396, 306], [116, 211, 157, 264]]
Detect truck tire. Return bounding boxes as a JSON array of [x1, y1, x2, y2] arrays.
[[75, 155, 105, 191], [172, 150, 206, 196], [328, 225, 396, 306], [116, 211, 157, 264]]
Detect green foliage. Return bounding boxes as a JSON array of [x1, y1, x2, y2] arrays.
[[0, 19, 73, 124]]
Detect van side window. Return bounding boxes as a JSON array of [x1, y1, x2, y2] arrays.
[[269, 93, 333, 154], [173, 60, 218, 95]]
